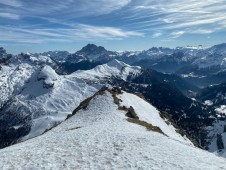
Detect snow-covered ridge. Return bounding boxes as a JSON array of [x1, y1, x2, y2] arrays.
[[118, 91, 192, 144], [73, 59, 141, 81], [0, 53, 98, 141], [0, 58, 142, 144], [0, 88, 225, 170]]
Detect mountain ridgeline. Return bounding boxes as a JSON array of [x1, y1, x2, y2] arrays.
[[32, 43, 226, 88], [0, 43, 226, 158], [1, 87, 226, 169]]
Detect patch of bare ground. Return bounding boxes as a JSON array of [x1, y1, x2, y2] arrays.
[[127, 118, 165, 135]]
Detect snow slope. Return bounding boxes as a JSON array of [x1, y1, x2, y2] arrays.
[[118, 92, 192, 144], [0, 54, 98, 140], [0, 57, 141, 142], [0, 90, 226, 170], [73, 59, 141, 81]]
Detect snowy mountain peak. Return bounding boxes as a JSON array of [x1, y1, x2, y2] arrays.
[[38, 65, 58, 88], [73, 59, 141, 81], [106, 59, 132, 69], [0, 59, 143, 147]]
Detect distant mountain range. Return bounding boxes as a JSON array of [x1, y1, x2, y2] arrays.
[[30, 43, 226, 88], [1, 43, 226, 162]]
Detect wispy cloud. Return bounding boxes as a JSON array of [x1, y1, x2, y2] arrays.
[[170, 31, 186, 38], [0, 24, 143, 43], [1, 0, 226, 49], [3, 0, 131, 17], [0, 12, 19, 19], [190, 29, 214, 34], [152, 32, 163, 38], [75, 24, 143, 40], [128, 0, 226, 37], [0, 0, 22, 7]]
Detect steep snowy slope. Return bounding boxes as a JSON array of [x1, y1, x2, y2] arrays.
[[21, 60, 141, 140], [118, 92, 192, 144], [0, 58, 141, 147], [72, 59, 141, 81], [0, 53, 55, 107], [0, 53, 97, 145], [0, 89, 225, 170]]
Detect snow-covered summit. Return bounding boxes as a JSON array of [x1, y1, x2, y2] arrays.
[[0, 55, 96, 144], [38, 65, 58, 88], [73, 59, 141, 81], [0, 58, 143, 147], [0, 88, 225, 170], [106, 59, 137, 68]]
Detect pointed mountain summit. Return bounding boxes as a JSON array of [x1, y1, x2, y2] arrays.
[[73, 59, 141, 81], [76, 44, 118, 62], [77, 44, 108, 55]]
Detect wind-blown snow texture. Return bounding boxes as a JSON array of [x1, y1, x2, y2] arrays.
[[0, 91, 225, 170]]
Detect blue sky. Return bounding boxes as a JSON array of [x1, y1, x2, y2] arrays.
[[1, 0, 226, 53]]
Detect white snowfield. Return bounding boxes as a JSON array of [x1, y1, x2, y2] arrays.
[[1, 90, 226, 170], [0, 54, 98, 140], [0, 56, 141, 140]]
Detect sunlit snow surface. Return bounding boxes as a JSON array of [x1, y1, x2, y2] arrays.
[[72, 59, 141, 81], [0, 91, 226, 170], [0, 56, 141, 140]]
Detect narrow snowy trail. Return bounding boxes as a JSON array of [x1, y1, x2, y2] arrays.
[[1, 91, 226, 170]]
